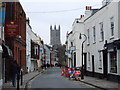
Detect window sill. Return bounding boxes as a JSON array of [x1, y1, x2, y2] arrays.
[[99, 40, 104, 42], [110, 36, 114, 40], [87, 43, 90, 46], [109, 72, 118, 75], [98, 68, 102, 69], [93, 42, 96, 44]]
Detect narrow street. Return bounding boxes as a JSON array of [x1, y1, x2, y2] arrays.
[[30, 67, 99, 89]]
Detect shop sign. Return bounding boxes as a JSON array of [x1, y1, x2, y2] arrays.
[[5, 20, 19, 37]]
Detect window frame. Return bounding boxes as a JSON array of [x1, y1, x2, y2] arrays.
[[98, 51, 102, 69], [93, 26, 96, 44], [87, 29, 90, 45], [110, 17, 114, 38], [99, 22, 104, 42]]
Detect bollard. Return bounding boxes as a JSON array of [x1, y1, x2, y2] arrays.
[[17, 74, 20, 90]]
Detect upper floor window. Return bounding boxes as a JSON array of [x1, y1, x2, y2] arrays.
[[110, 17, 114, 37], [34, 45, 38, 55], [93, 26, 96, 43], [99, 22, 104, 41], [87, 29, 90, 45], [71, 42, 73, 46]]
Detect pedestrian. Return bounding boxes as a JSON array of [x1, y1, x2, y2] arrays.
[[11, 60, 20, 87], [44, 64, 46, 69]]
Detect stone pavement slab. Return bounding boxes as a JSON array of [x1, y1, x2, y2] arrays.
[[80, 76, 120, 90], [2, 70, 42, 89]]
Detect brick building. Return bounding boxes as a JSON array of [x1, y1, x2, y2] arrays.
[[4, 2, 26, 74]]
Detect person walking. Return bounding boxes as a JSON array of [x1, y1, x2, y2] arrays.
[[11, 60, 20, 87]]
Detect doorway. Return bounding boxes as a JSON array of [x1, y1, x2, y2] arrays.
[[92, 55, 95, 77], [74, 52, 76, 67], [103, 50, 108, 78], [84, 53, 87, 75]]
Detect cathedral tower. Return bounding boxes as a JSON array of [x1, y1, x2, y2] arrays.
[[50, 25, 61, 47]]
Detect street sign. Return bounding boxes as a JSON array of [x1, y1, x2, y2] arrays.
[[0, 6, 5, 25], [66, 50, 70, 54], [70, 46, 76, 51], [40, 48, 43, 53]]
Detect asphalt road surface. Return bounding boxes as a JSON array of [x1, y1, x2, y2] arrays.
[[30, 67, 99, 89]]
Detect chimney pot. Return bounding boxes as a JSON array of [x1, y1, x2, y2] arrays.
[[86, 6, 88, 10], [81, 15, 82, 18], [90, 6, 92, 10]]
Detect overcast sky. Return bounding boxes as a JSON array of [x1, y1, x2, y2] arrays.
[[20, 0, 103, 45]]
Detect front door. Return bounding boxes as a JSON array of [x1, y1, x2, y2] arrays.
[[74, 52, 76, 67], [84, 53, 87, 75], [103, 50, 108, 78], [92, 55, 95, 77]]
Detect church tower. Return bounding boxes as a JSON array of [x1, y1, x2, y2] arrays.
[[50, 25, 61, 47]]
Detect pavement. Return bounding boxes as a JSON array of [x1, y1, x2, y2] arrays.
[[1, 67, 120, 90], [79, 76, 120, 90], [2, 69, 44, 89]]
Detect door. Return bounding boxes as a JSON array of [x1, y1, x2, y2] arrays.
[[92, 55, 95, 77], [74, 52, 76, 67], [84, 53, 87, 75], [103, 50, 108, 78]]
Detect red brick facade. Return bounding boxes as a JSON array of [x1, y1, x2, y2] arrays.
[[5, 2, 26, 72]]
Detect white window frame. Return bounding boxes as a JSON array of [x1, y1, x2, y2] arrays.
[[34, 45, 38, 55], [99, 22, 104, 42], [109, 50, 117, 73], [98, 51, 102, 69], [110, 17, 114, 38], [87, 29, 90, 45], [93, 26, 96, 44]]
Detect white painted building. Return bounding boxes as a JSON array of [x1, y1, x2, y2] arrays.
[[84, 0, 120, 81], [31, 30, 43, 72], [66, 0, 120, 82], [44, 45, 51, 64], [66, 12, 90, 68], [66, 18, 84, 68], [26, 19, 32, 73], [74, 0, 120, 81]]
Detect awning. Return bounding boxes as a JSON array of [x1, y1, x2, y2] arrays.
[[104, 39, 120, 49], [104, 42, 114, 48], [114, 39, 120, 49], [2, 43, 13, 58]]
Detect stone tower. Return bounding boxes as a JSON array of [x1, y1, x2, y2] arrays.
[[50, 25, 61, 47]]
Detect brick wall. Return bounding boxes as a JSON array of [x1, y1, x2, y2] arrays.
[[5, 2, 26, 72]]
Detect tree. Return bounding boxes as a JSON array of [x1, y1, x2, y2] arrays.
[[56, 45, 66, 65]]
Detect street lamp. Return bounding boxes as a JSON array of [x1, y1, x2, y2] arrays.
[[79, 33, 87, 80], [18, 35, 23, 86]]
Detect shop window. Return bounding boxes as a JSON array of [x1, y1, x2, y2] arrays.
[[109, 51, 117, 73], [98, 51, 102, 69], [88, 52, 91, 68]]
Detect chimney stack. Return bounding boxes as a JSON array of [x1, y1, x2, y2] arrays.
[[86, 6, 92, 10], [80, 15, 84, 18]]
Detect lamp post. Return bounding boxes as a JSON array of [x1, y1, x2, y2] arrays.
[[79, 33, 87, 80], [18, 35, 23, 86]]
